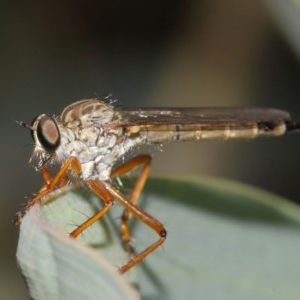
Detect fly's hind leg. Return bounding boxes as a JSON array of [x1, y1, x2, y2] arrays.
[[69, 179, 114, 238], [106, 184, 166, 273], [110, 155, 152, 257], [73, 178, 166, 273]]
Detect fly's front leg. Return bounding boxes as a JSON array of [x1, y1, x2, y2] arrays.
[[110, 155, 152, 256], [42, 165, 52, 186], [14, 157, 81, 225], [39, 165, 69, 194], [15, 157, 82, 225]]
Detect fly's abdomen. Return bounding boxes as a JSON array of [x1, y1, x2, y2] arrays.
[[127, 121, 287, 143]]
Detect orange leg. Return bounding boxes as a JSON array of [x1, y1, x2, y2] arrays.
[[70, 155, 166, 273], [41, 165, 69, 189], [106, 184, 166, 273], [110, 155, 152, 255], [68, 154, 166, 273], [69, 180, 114, 238], [14, 157, 81, 225], [42, 165, 52, 186], [18, 155, 166, 273], [25, 157, 81, 211], [74, 176, 166, 273]]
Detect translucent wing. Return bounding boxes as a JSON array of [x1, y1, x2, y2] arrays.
[[112, 107, 291, 127]]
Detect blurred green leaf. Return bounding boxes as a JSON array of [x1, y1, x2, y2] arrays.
[[17, 176, 300, 300], [267, 0, 300, 58]]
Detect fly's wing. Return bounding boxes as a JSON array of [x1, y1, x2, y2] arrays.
[[109, 107, 293, 142], [112, 107, 291, 126]]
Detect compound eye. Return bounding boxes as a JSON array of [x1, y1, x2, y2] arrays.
[[36, 115, 60, 152]]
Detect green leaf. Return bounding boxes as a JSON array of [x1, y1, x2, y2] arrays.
[[16, 188, 140, 300], [17, 176, 300, 300]]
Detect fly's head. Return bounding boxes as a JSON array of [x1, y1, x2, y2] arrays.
[[18, 114, 61, 171]]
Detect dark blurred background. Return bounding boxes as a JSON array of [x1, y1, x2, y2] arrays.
[[2, 1, 300, 298]]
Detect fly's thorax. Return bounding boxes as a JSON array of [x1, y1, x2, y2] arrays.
[[56, 123, 126, 180], [61, 99, 115, 129], [53, 98, 148, 180]]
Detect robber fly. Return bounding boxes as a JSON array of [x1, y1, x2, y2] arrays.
[[15, 99, 300, 273]]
